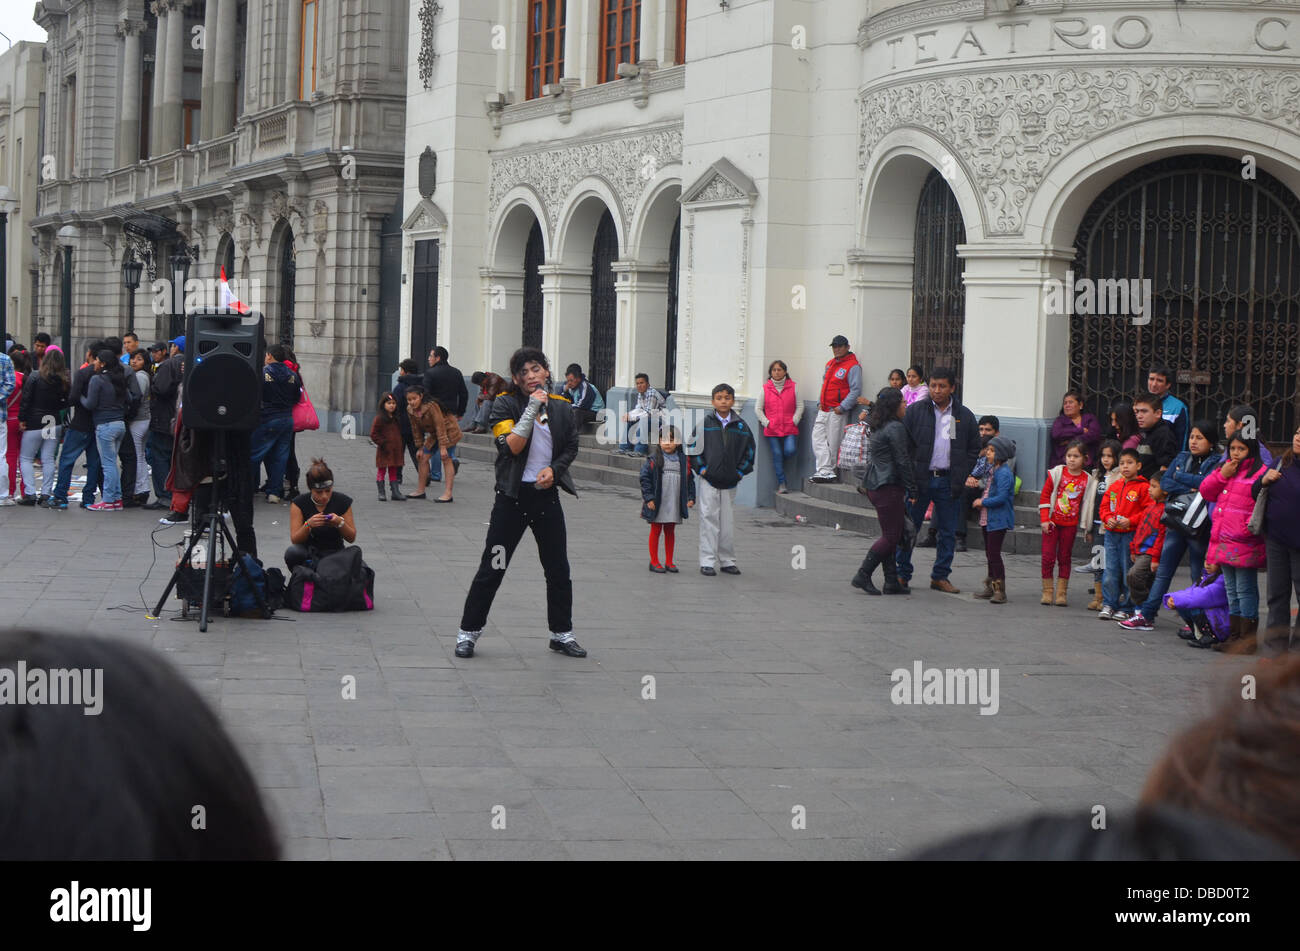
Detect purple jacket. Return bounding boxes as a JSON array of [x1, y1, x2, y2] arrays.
[[1048, 413, 1102, 468], [1165, 572, 1229, 642]]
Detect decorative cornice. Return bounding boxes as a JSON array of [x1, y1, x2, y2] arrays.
[[499, 66, 685, 128], [858, 65, 1300, 234], [488, 123, 683, 234]]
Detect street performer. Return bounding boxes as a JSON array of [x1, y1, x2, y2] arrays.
[[453, 347, 586, 659]]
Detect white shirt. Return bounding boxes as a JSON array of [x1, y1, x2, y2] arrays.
[[521, 416, 553, 482]]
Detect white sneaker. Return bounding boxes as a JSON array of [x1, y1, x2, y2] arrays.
[[1097, 605, 1113, 619], [1112, 611, 1130, 622], [0, 497, 16, 506]]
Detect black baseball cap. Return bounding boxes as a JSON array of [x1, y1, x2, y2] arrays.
[[830, 335, 850, 347], [149, 341, 168, 353]]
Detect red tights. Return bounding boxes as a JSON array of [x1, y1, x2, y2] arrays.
[[649, 523, 676, 567]]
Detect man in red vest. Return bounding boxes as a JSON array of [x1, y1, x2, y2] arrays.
[[810, 335, 862, 483]]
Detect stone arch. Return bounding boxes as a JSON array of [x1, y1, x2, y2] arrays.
[[266, 217, 296, 348], [555, 178, 626, 268], [1029, 116, 1300, 249], [853, 136, 981, 389], [628, 169, 682, 264], [486, 188, 549, 269], [215, 231, 236, 281], [625, 174, 682, 389]]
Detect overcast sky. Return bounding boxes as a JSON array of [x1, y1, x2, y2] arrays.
[[2, 11, 50, 48]]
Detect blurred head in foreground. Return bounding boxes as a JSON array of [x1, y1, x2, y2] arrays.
[[0, 630, 279, 860]]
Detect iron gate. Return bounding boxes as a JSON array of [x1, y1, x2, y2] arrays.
[[665, 213, 680, 391], [911, 169, 967, 392], [280, 231, 296, 349], [523, 220, 544, 349], [1071, 155, 1300, 447], [589, 209, 618, 394]]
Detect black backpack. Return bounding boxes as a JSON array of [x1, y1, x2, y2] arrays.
[[123, 372, 143, 422], [284, 546, 375, 612]]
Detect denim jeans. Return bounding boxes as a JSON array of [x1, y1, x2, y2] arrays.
[[428, 433, 459, 480], [19, 428, 59, 496], [1138, 528, 1206, 620], [767, 434, 797, 487], [895, 473, 959, 583], [95, 420, 127, 503], [620, 416, 649, 455], [1102, 530, 1135, 611], [52, 427, 101, 505], [250, 415, 295, 498], [1221, 564, 1260, 619], [146, 430, 174, 502]]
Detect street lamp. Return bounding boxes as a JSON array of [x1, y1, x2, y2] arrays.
[[121, 254, 143, 336], [0, 185, 15, 345], [169, 248, 191, 340], [56, 224, 78, 357]]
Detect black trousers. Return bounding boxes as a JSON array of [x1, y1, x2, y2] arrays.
[[119, 425, 138, 498], [192, 432, 257, 560], [955, 484, 980, 539], [1264, 537, 1300, 650], [459, 484, 573, 635]]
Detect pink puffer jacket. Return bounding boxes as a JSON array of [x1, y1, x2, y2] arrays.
[[1199, 462, 1267, 569]]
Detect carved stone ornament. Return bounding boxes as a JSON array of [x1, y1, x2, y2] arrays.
[[419, 147, 437, 200], [858, 66, 1300, 234], [489, 125, 683, 231], [313, 201, 328, 249], [417, 0, 442, 90], [214, 208, 234, 235]]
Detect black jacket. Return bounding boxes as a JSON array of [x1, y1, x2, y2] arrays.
[[80, 373, 127, 425], [65, 364, 98, 433], [19, 373, 69, 430], [488, 390, 580, 498], [639, 451, 695, 521], [391, 372, 425, 437], [902, 396, 981, 499], [1137, 419, 1178, 479], [149, 353, 184, 435], [861, 418, 917, 496], [424, 361, 469, 416], [690, 413, 756, 490]]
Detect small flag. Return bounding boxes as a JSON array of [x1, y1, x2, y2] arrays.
[[219, 266, 250, 314]]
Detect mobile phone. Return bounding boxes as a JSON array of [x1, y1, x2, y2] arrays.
[[325, 514, 334, 521]]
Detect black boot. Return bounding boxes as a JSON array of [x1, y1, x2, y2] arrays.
[[377, 480, 388, 502], [388, 480, 405, 500], [851, 550, 883, 595], [881, 553, 904, 594]]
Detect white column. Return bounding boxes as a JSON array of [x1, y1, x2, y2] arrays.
[[286, 0, 302, 100], [213, 0, 237, 134], [149, 4, 167, 157], [118, 21, 143, 166], [242, 0, 262, 112], [638, 0, 658, 67], [161, 0, 185, 152], [199, 0, 217, 140], [480, 267, 524, 376], [538, 264, 591, 370], [495, 0, 509, 98], [613, 261, 670, 388], [561, 0, 581, 87]]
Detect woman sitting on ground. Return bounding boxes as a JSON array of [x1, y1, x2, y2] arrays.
[[286, 458, 356, 570]]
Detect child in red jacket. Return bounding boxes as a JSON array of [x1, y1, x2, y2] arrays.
[[1038, 440, 1094, 607], [1097, 447, 1150, 620], [1118, 480, 1166, 631]]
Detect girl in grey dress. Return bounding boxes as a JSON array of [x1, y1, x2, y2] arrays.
[[639, 428, 696, 573]]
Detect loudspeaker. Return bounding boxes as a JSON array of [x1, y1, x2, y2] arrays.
[[183, 308, 265, 431]]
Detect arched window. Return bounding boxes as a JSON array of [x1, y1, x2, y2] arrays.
[[910, 169, 967, 394]]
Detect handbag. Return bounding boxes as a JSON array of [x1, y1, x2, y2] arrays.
[[836, 421, 871, 474], [292, 381, 319, 432], [1246, 465, 1278, 536], [1161, 491, 1211, 540]]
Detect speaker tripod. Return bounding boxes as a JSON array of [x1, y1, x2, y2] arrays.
[[152, 430, 269, 632]]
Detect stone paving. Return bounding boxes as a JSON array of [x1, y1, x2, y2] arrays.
[[0, 432, 1249, 860]]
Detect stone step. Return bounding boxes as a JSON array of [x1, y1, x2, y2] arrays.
[[773, 489, 1094, 559], [801, 477, 1045, 521], [455, 434, 645, 490]]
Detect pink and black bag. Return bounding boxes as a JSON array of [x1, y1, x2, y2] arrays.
[[285, 545, 375, 612]]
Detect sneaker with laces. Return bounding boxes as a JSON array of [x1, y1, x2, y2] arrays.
[[160, 510, 187, 524], [1097, 605, 1113, 619], [266, 494, 281, 504], [87, 501, 120, 512], [1118, 613, 1154, 631], [1111, 610, 1130, 622]]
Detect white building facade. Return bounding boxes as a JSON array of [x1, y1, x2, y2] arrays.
[[408, 0, 1300, 503]]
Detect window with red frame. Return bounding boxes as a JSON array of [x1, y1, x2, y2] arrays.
[[600, 0, 640, 83], [526, 0, 566, 99], [676, 0, 686, 64]]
